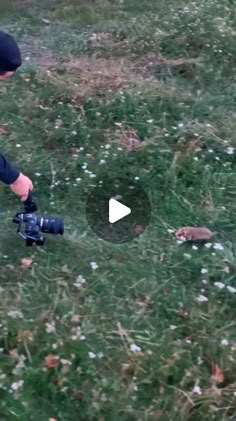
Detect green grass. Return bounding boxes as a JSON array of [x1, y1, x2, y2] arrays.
[[0, 0, 236, 420]]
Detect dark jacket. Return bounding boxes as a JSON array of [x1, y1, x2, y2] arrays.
[[0, 154, 19, 184]]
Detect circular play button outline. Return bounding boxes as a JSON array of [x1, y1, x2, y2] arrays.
[[85, 176, 151, 244]]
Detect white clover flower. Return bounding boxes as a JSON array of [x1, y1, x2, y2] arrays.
[[11, 380, 24, 392], [227, 286, 236, 293], [227, 147, 234, 155], [74, 275, 86, 289], [214, 282, 225, 289], [7, 310, 23, 319], [221, 339, 229, 346], [88, 352, 96, 359], [130, 344, 142, 353], [195, 295, 208, 303], [45, 321, 56, 334], [201, 268, 208, 274], [192, 385, 202, 395], [90, 262, 98, 270], [99, 160, 106, 164], [213, 243, 224, 251], [147, 119, 153, 124], [192, 245, 198, 250], [205, 243, 212, 249]]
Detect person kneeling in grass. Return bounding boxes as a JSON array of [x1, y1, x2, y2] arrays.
[[0, 30, 33, 201]]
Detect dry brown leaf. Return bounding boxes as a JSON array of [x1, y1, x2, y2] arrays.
[[18, 330, 34, 342], [211, 363, 224, 384], [177, 308, 188, 318], [21, 258, 33, 269], [0, 127, 9, 135], [9, 349, 19, 359], [175, 227, 216, 241], [133, 225, 145, 236], [45, 355, 60, 369]]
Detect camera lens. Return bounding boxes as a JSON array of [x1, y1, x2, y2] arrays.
[[38, 217, 64, 235]]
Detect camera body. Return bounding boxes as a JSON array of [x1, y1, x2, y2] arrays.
[[13, 192, 64, 246]]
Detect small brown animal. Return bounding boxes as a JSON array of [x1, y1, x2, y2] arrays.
[[175, 227, 216, 241]]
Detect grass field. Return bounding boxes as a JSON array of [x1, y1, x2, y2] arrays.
[[0, 0, 236, 420]]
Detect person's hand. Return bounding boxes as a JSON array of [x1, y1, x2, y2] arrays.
[[10, 172, 33, 202]]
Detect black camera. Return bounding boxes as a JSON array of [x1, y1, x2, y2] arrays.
[[13, 192, 64, 246]]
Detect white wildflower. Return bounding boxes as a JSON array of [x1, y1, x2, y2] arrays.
[[195, 295, 208, 303], [205, 243, 212, 249], [130, 344, 142, 353], [167, 229, 175, 234], [192, 245, 198, 250], [202, 280, 208, 285], [192, 385, 202, 396], [79, 147, 84, 151], [227, 147, 234, 155], [34, 173, 41, 177], [88, 352, 96, 359], [105, 144, 111, 149], [208, 149, 213, 153], [99, 160, 106, 164], [178, 123, 184, 128], [11, 380, 24, 392], [213, 243, 224, 251], [7, 310, 23, 319], [76, 178, 81, 182], [214, 282, 225, 289], [221, 339, 229, 346], [134, 177, 140, 181], [45, 321, 56, 334], [89, 173, 96, 178], [16, 144, 22, 148], [201, 268, 208, 274], [227, 286, 236, 293], [72, 131, 77, 135], [98, 352, 104, 359], [90, 261, 98, 270], [184, 253, 192, 259], [74, 275, 86, 289], [147, 119, 153, 124]]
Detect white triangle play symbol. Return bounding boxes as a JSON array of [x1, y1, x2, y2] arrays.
[[109, 198, 131, 224]]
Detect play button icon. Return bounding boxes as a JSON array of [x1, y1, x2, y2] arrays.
[[109, 198, 131, 224], [86, 176, 151, 244]]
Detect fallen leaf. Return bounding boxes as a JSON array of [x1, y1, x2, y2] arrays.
[[49, 418, 57, 421], [21, 258, 33, 269], [18, 330, 34, 342], [9, 349, 19, 359], [133, 225, 145, 236], [0, 127, 9, 135], [211, 363, 224, 384], [45, 355, 60, 369], [177, 308, 188, 318], [72, 390, 84, 400], [175, 227, 216, 241]]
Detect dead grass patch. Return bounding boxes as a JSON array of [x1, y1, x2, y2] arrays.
[[104, 128, 153, 151], [64, 56, 156, 102]]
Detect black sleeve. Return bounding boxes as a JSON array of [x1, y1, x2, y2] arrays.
[[0, 154, 20, 184]]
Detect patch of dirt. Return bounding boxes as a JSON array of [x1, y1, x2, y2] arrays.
[[19, 37, 58, 69]]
